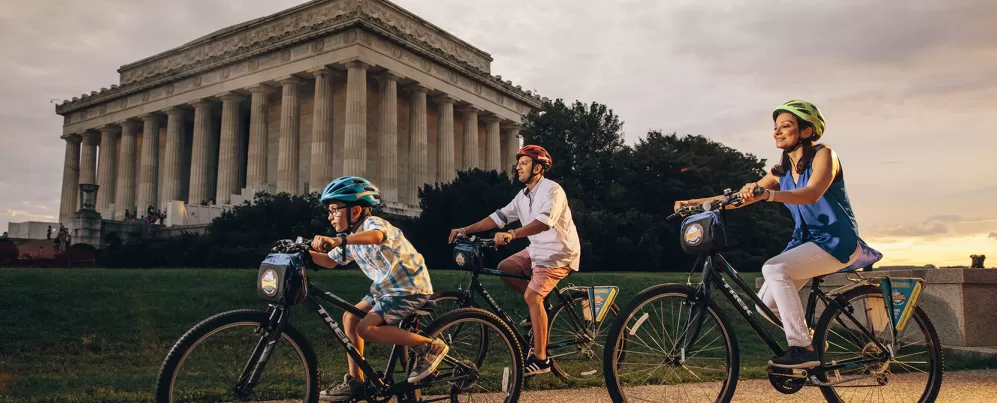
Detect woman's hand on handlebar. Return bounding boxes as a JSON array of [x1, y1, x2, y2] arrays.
[[739, 182, 769, 203]]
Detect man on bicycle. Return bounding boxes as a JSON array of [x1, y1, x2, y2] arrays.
[[448, 145, 581, 376], [310, 176, 448, 401]]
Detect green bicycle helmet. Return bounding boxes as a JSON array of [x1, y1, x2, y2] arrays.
[[773, 100, 826, 141], [320, 176, 382, 207]]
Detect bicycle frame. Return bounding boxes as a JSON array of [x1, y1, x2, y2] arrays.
[[683, 252, 893, 374], [453, 261, 597, 354], [236, 280, 470, 398]]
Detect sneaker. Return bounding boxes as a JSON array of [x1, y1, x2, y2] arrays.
[[319, 374, 362, 402], [519, 319, 532, 328], [408, 338, 450, 384], [524, 355, 552, 376], [768, 346, 821, 369]]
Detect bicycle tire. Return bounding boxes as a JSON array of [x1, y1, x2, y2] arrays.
[[549, 287, 620, 380], [154, 309, 319, 403], [429, 290, 490, 364], [812, 285, 943, 403], [420, 307, 524, 402], [603, 284, 739, 403]]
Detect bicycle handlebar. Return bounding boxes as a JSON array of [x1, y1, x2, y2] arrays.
[[452, 233, 498, 248], [667, 186, 766, 220]]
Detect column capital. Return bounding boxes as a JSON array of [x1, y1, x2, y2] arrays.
[[99, 124, 121, 133], [406, 83, 430, 94], [278, 75, 304, 86], [307, 66, 337, 77], [244, 83, 276, 94], [188, 98, 214, 109], [501, 121, 523, 130], [218, 91, 247, 102], [457, 104, 482, 114], [137, 112, 161, 121], [376, 70, 403, 82], [81, 130, 101, 141], [60, 133, 82, 143], [480, 114, 501, 124], [117, 119, 141, 131], [344, 60, 372, 70], [162, 105, 186, 116], [432, 94, 460, 104]]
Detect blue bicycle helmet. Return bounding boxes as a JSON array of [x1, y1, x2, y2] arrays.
[[320, 176, 382, 207]]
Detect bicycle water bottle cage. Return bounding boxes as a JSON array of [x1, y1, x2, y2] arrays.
[[257, 253, 309, 305], [680, 211, 729, 255]]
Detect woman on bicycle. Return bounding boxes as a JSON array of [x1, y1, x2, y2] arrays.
[[675, 100, 881, 369]]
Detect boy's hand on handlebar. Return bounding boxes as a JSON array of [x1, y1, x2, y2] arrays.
[[674, 200, 691, 213], [494, 231, 513, 246], [448, 228, 467, 244], [310, 235, 338, 252]]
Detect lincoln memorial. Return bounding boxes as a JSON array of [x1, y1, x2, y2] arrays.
[[51, 0, 543, 231]]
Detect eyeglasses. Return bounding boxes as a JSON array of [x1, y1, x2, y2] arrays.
[[328, 206, 349, 216]]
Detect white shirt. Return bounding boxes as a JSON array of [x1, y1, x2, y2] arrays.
[[489, 177, 581, 270]]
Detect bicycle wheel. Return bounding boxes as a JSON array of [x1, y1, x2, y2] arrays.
[[812, 285, 943, 403], [548, 288, 620, 381], [154, 309, 319, 403], [603, 284, 739, 403], [428, 290, 490, 366], [418, 308, 523, 402]]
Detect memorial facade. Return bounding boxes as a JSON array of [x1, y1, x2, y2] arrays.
[[53, 0, 543, 225]]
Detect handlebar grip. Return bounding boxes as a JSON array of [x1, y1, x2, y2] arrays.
[[321, 242, 333, 253], [753, 185, 766, 196]]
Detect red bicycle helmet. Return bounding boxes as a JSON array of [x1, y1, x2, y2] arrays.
[[516, 145, 552, 171]]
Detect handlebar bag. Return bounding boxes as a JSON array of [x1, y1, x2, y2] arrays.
[[680, 211, 729, 254], [257, 253, 309, 305], [453, 243, 482, 270]]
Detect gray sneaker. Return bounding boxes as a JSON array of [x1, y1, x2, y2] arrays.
[[319, 374, 362, 402], [407, 338, 450, 384]]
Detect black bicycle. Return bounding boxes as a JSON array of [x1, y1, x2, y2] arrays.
[[154, 237, 523, 402], [423, 234, 622, 381], [602, 189, 943, 402]]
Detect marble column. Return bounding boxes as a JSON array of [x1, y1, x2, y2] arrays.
[[80, 131, 99, 186], [483, 115, 502, 172], [377, 72, 400, 203], [343, 61, 369, 177], [504, 124, 521, 175], [136, 114, 160, 213], [434, 95, 457, 184], [95, 125, 119, 213], [160, 107, 185, 205], [310, 67, 335, 193], [113, 120, 139, 219], [188, 100, 215, 204], [216, 92, 245, 204], [277, 76, 303, 194], [459, 106, 481, 170], [246, 84, 274, 192], [407, 85, 428, 205], [59, 134, 81, 223]]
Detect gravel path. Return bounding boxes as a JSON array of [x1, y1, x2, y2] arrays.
[[517, 369, 997, 402]]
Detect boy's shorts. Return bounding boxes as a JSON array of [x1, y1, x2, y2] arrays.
[[501, 249, 573, 297], [363, 293, 430, 326]]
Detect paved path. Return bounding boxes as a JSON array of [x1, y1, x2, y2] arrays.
[[518, 369, 997, 402]]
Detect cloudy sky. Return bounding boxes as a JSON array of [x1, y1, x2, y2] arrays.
[[1, 0, 994, 267]]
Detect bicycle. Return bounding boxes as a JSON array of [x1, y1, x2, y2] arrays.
[[154, 237, 524, 402], [602, 188, 943, 402], [424, 233, 623, 381]]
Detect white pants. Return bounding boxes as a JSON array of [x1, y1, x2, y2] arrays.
[[756, 242, 860, 347]]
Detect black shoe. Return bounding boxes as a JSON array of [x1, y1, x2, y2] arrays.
[[524, 355, 552, 376], [768, 346, 821, 369], [319, 374, 362, 402]]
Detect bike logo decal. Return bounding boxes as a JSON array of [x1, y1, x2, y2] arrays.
[[890, 290, 906, 305], [261, 268, 279, 297], [684, 223, 704, 246], [455, 252, 466, 267]]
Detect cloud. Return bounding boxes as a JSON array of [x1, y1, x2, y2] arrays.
[[6, 209, 56, 222]]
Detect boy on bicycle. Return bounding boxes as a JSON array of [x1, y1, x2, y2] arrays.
[[310, 176, 448, 401], [448, 145, 581, 376]]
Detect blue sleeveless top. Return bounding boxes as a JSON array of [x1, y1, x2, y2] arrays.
[[779, 147, 882, 271]]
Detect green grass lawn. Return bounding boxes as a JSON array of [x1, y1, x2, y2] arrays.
[[0, 267, 991, 402]]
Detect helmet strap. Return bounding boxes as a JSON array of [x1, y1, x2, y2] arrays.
[[519, 162, 544, 186]]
